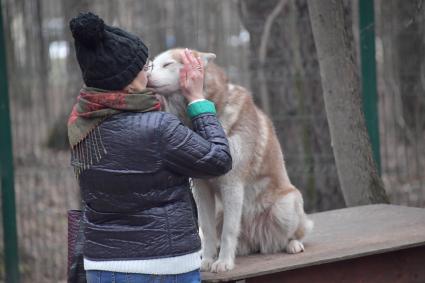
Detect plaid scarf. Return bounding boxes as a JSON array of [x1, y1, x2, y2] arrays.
[[68, 87, 161, 176]]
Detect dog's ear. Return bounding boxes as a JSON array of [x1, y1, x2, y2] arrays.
[[199, 52, 216, 67]]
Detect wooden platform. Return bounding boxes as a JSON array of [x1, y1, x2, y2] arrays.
[[201, 204, 425, 283]]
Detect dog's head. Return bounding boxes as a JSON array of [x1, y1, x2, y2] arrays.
[[147, 48, 216, 96]]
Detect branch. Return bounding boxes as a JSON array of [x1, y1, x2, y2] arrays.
[[257, 0, 287, 115], [259, 0, 287, 62]]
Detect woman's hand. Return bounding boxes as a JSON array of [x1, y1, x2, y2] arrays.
[[179, 49, 205, 103]]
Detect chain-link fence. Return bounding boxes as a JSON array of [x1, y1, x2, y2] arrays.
[[376, 0, 425, 207], [0, 0, 424, 282]]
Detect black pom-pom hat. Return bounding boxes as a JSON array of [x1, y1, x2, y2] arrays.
[[69, 12, 148, 90]]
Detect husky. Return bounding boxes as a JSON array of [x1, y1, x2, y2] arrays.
[[148, 49, 313, 273]]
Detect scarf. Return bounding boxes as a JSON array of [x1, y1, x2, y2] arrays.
[[68, 87, 161, 176]]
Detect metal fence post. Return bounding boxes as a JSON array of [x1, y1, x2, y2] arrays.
[[0, 3, 21, 283], [359, 0, 381, 174]]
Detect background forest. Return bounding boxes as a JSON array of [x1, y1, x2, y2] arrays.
[[1, 0, 424, 282]]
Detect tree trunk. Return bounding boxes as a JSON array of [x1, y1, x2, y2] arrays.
[[378, 0, 425, 138], [395, 0, 425, 133], [308, 0, 389, 206], [45, 0, 91, 151], [238, 0, 344, 212]]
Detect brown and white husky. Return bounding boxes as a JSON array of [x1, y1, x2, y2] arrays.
[[148, 49, 313, 273]]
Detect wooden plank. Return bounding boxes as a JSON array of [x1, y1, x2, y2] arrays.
[[202, 204, 425, 282], [244, 246, 425, 283]]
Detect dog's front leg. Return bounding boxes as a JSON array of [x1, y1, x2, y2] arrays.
[[192, 180, 219, 271], [210, 181, 244, 273]]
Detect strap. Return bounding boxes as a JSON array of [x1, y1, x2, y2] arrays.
[[68, 206, 87, 283]]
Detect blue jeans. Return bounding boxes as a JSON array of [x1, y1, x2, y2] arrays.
[[86, 269, 201, 283]]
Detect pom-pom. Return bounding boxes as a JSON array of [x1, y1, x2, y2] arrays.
[[70, 12, 105, 48]]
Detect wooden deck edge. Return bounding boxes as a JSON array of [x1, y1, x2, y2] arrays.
[[202, 242, 425, 282]]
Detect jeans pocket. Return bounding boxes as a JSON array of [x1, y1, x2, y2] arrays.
[[120, 272, 155, 283], [86, 271, 100, 283], [176, 269, 201, 283]]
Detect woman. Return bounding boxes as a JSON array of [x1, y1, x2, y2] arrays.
[[68, 12, 232, 283]]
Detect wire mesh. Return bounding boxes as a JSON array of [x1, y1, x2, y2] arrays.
[[0, 0, 423, 281]]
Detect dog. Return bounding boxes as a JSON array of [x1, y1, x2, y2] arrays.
[[148, 48, 314, 273]]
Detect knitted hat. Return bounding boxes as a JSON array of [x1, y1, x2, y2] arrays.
[[69, 12, 149, 90]]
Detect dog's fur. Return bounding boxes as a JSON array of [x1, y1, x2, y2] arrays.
[[148, 49, 314, 273]]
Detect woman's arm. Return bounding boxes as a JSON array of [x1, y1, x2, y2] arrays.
[[160, 112, 232, 178], [160, 49, 232, 178]]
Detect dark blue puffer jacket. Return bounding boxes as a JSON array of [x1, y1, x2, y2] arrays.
[[74, 111, 232, 260]]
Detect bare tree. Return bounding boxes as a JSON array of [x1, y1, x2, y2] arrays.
[[238, 0, 345, 211], [308, 0, 389, 206], [46, 0, 90, 150], [379, 0, 425, 135]]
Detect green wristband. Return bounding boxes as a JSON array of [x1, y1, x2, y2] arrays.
[[187, 100, 216, 119]]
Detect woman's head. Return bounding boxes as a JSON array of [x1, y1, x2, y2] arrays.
[[70, 12, 149, 91], [124, 60, 153, 93]]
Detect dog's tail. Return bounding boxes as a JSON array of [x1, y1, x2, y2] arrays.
[[294, 216, 314, 240], [294, 199, 314, 240]]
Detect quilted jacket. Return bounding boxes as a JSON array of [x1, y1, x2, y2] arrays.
[[73, 111, 232, 260]]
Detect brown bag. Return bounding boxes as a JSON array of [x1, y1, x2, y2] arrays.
[[68, 209, 86, 283]]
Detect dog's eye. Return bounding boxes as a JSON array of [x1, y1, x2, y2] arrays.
[[163, 62, 173, 68]]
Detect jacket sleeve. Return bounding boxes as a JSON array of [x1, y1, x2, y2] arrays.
[[159, 112, 232, 178]]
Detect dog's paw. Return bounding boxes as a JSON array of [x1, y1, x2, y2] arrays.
[[210, 258, 235, 273], [286, 240, 305, 254], [200, 257, 215, 271]]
